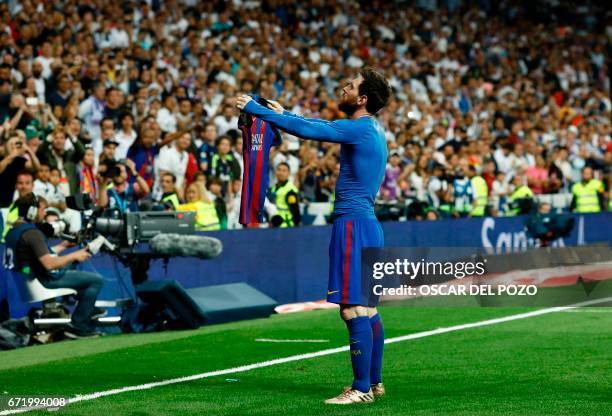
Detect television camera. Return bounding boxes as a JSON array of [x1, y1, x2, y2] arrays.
[[60, 194, 222, 283]]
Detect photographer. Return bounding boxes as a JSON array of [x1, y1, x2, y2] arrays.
[[98, 159, 150, 216], [4, 193, 103, 338]]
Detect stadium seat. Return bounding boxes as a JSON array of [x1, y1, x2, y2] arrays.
[[9, 270, 76, 303]]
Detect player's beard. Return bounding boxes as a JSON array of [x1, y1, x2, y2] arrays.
[[338, 96, 359, 117]]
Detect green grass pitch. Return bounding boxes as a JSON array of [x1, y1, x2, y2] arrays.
[[1, 304, 611, 415]]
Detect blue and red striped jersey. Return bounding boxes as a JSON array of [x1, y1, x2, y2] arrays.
[[238, 98, 282, 225]]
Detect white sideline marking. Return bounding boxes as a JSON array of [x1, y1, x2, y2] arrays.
[[560, 308, 612, 313], [2, 295, 611, 415], [255, 338, 329, 343]]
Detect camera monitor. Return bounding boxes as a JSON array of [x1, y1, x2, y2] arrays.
[[126, 211, 195, 245]]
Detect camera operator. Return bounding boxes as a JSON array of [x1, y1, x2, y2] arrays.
[[98, 159, 150, 217], [4, 193, 103, 338]]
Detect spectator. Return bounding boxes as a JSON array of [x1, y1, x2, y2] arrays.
[[451, 162, 476, 218], [78, 147, 98, 204], [127, 129, 159, 189], [98, 138, 119, 171], [156, 95, 178, 134], [47, 74, 72, 109], [526, 155, 549, 195], [178, 182, 220, 231], [197, 123, 218, 174], [33, 163, 53, 200], [427, 164, 451, 216], [98, 160, 149, 216], [270, 141, 299, 186], [207, 177, 228, 229], [381, 151, 402, 201], [491, 171, 511, 216], [209, 135, 241, 195], [115, 112, 137, 160], [78, 83, 106, 153], [46, 167, 68, 207], [214, 105, 238, 136], [156, 130, 193, 199], [0, 135, 39, 207], [226, 178, 243, 230], [0, 0, 608, 228], [36, 127, 85, 196]]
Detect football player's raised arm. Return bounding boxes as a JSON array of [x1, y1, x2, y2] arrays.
[[281, 110, 328, 125], [244, 100, 359, 144]]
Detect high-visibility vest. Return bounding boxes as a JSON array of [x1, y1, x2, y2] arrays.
[[571, 180, 603, 213], [471, 176, 488, 217], [509, 185, 534, 216], [178, 201, 220, 231], [162, 193, 180, 210], [273, 181, 299, 228], [1, 203, 18, 242]]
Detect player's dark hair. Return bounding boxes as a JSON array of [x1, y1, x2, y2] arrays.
[[359, 67, 391, 115], [277, 162, 290, 171]]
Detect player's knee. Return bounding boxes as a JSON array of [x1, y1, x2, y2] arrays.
[[340, 305, 368, 321]]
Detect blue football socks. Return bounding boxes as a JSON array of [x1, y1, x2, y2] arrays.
[[345, 316, 373, 393], [369, 314, 384, 384]]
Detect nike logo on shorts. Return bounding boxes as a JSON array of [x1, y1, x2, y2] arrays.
[[327, 290, 339, 295]]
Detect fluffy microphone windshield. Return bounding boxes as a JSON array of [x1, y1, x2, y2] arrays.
[[149, 233, 223, 259]]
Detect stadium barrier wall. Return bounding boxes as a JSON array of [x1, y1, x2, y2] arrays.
[[1, 212, 611, 319]]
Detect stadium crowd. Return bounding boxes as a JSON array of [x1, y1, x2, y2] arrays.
[[0, 0, 610, 232]]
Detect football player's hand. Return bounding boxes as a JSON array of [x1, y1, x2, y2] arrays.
[[267, 100, 284, 114], [235, 94, 253, 110]]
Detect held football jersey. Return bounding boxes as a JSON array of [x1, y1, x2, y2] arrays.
[[238, 96, 282, 225]]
